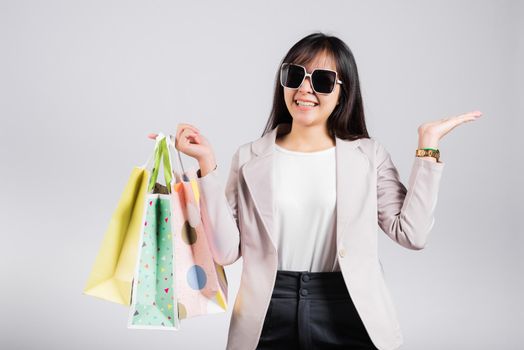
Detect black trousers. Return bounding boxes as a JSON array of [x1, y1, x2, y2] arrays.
[[256, 270, 378, 350]]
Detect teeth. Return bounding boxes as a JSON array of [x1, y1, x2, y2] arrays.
[[296, 100, 317, 107]]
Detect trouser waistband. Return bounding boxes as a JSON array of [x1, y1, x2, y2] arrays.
[[272, 270, 350, 300]]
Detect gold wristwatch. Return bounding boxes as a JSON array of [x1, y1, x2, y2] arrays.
[[416, 148, 440, 162]]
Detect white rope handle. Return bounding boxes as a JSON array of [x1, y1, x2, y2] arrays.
[[167, 134, 188, 181]]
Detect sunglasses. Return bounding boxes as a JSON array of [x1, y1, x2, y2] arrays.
[[280, 63, 343, 94]]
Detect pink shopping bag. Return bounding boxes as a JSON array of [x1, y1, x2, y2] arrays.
[[166, 135, 228, 320]]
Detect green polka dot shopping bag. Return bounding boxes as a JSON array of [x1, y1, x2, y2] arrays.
[[127, 133, 228, 330]]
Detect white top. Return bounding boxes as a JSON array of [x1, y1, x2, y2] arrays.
[[273, 143, 340, 272]]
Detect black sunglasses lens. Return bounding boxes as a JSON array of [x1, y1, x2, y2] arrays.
[[281, 64, 305, 89], [312, 70, 336, 93]]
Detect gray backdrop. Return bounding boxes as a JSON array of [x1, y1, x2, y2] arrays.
[[1, 0, 522, 349]]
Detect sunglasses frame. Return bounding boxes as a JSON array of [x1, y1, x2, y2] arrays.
[[280, 62, 343, 95]]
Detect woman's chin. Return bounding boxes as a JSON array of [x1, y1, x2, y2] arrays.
[[290, 113, 318, 125]]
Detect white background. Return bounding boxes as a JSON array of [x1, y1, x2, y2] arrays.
[[0, 0, 522, 349]]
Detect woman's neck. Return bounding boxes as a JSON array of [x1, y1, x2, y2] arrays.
[[276, 123, 335, 152]]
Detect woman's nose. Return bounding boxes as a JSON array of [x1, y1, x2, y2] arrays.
[[298, 76, 314, 93]]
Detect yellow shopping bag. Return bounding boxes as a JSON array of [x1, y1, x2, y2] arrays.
[[83, 136, 165, 305]]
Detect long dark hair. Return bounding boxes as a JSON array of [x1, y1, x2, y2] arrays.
[[262, 32, 370, 141]]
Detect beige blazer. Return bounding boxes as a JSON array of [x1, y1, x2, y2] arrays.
[[196, 122, 445, 350]]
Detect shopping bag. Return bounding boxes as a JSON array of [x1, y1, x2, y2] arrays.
[[166, 135, 228, 320], [128, 134, 180, 330], [127, 133, 228, 330], [83, 136, 165, 305]]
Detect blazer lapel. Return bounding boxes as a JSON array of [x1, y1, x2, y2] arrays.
[[241, 123, 364, 252]]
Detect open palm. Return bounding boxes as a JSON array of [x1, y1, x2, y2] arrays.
[[418, 110, 482, 143]]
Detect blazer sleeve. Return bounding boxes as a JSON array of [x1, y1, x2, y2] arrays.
[[196, 148, 242, 266], [376, 140, 445, 250]]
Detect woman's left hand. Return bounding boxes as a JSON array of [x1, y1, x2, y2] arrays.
[[417, 110, 483, 149]]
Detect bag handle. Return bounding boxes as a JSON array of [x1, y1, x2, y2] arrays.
[[146, 133, 174, 193], [140, 132, 190, 193], [141, 134, 164, 170], [166, 134, 190, 181]]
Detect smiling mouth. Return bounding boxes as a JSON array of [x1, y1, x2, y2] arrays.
[[295, 100, 318, 107]]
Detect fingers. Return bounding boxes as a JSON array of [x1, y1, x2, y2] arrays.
[[179, 123, 200, 132], [176, 129, 200, 149], [457, 111, 482, 126], [182, 129, 200, 143], [148, 123, 201, 141], [176, 134, 199, 152], [439, 111, 482, 135], [457, 111, 482, 119], [456, 111, 481, 121], [177, 123, 200, 136], [467, 110, 482, 117], [175, 123, 200, 143], [439, 111, 482, 126]]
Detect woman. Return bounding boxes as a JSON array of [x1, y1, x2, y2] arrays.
[[150, 32, 481, 350]]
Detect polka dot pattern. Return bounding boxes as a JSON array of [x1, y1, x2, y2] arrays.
[[171, 169, 229, 320], [129, 166, 229, 329], [187, 265, 207, 290], [181, 221, 197, 245], [177, 302, 187, 319]]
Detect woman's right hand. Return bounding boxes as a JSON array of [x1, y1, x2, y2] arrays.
[[147, 123, 215, 165]]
